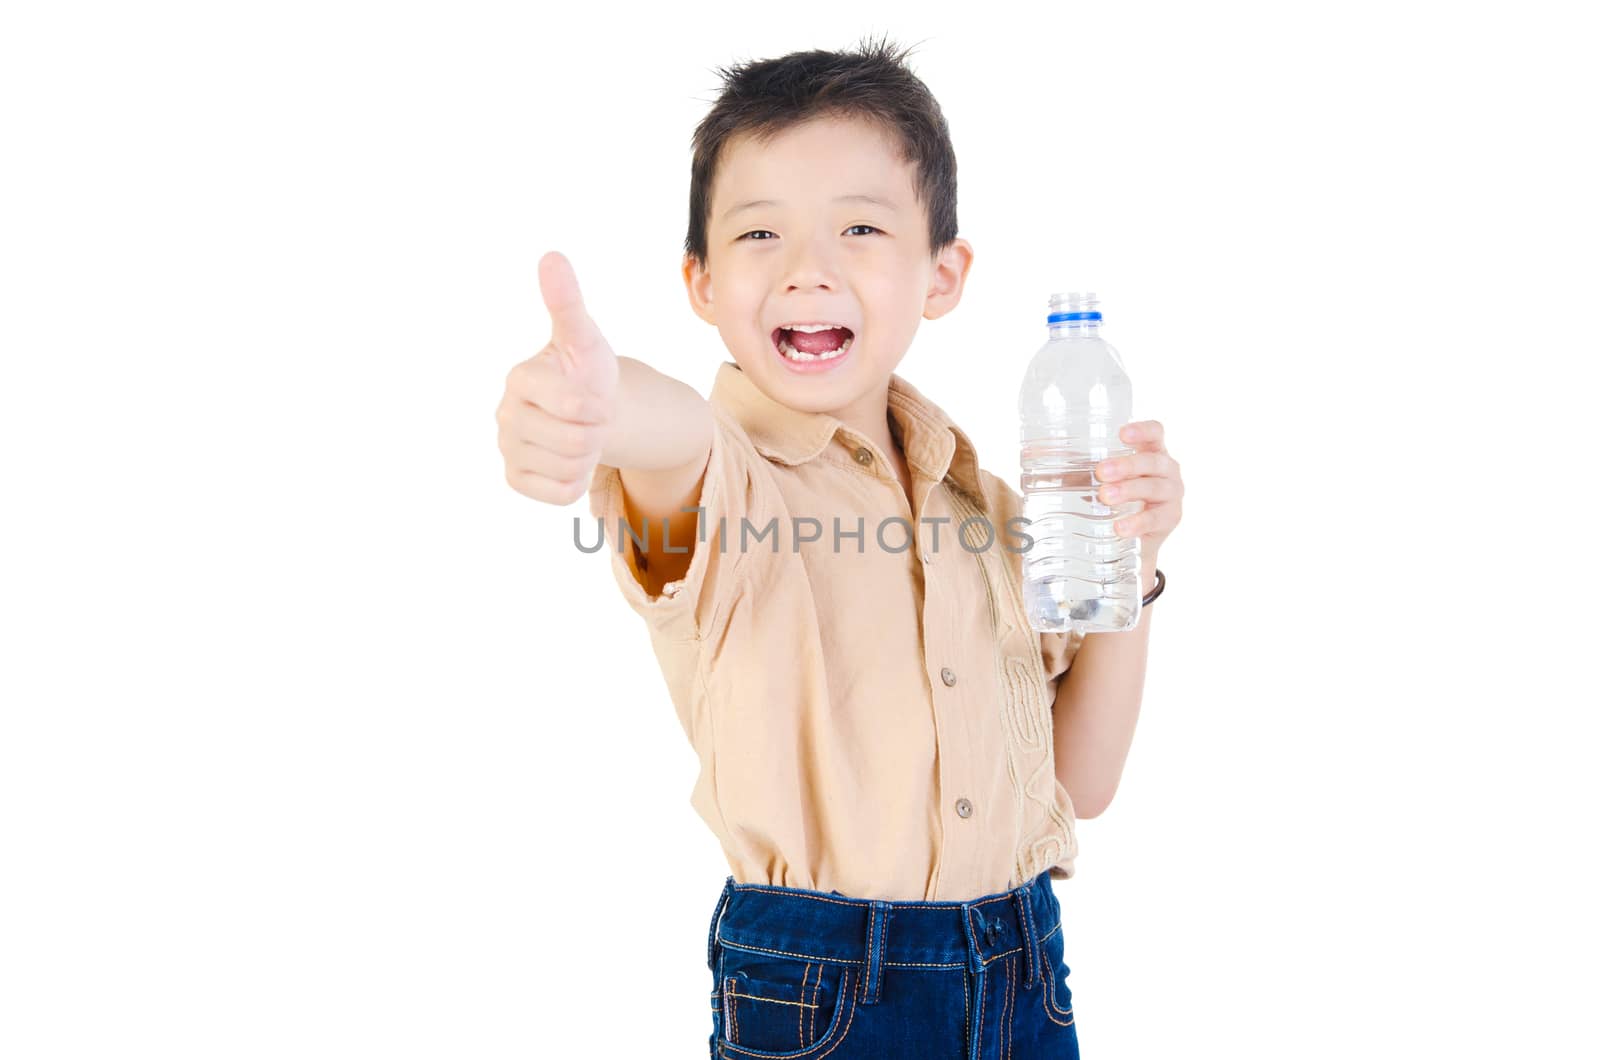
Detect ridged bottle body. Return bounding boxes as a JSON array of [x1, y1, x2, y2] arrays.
[[1018, 294, 1142, 634]]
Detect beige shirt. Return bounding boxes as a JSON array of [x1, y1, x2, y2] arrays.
[[586, 360, 1086, 901]]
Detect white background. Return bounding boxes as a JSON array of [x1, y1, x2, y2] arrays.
[[3, 2, 1595, 1057]]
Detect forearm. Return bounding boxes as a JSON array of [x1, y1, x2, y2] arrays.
[[598, 356, 712, 472], [1052, 556, 1158, 818], [592, 357, 714, 590]]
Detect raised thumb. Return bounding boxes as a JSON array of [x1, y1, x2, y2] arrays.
[[538, 250, 611, 384]]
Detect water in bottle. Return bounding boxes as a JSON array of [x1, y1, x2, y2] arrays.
[[1018, 292, 1142, 634]]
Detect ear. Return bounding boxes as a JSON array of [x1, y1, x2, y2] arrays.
[[683, 253, 716, 327], [923, 238, 974, 322]]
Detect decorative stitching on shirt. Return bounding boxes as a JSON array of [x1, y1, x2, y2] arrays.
[[703, 413, 759, 644], [950, 481, 1079, 886], [696, 643, 738, 877]]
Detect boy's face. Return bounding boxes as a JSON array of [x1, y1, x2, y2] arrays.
[[685, 115, 973, 419]]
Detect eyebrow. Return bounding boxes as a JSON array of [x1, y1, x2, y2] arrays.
[[720, 194, 899, 222]]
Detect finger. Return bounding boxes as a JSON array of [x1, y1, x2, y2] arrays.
[[1113, 505, 1177, 541], [1095, 450, 1178, 482], [504, 352, 612, 424], [511, 441, 594, 485], [1114, 499, 1181, 539], [1095, 472, 1180, 505], [538, 251, 611, 383], [1112, 510, 1144, 538], [506, 465, 593, 507], [507, 400, 610, 458], [495, 401, 601, 485], [1118, 420, 1165, 450]]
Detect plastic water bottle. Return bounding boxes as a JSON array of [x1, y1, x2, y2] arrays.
[[1018, 292, 1142, 634]]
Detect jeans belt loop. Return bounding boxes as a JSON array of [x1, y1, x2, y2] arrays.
[[861, 900, 891, 1006], [706, 876, 734, 973], [1014, 881, 1040, 989]]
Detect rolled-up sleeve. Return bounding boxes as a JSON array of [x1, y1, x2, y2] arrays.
[[1040, 626, 1086, 684], [585, 406, 756, 643]]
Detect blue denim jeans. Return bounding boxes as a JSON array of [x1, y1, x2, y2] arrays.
[[705, 870, 1079, 1059]]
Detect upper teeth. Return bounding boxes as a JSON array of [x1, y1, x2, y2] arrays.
[[784, 323, 848, 333]]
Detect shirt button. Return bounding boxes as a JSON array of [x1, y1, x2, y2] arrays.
[[941, 667, 957, 686], [955, 798, 973, 819], [853, 446, 873, 465]]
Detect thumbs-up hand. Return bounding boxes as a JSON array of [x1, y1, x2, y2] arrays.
[[497, 251, 621, 505]]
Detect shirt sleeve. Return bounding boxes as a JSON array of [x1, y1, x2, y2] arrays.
[[1040, 626, 1086, 684], [584, 405, 755, 643]]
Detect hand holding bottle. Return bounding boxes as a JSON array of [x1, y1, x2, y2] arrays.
[[1094, 420, 1184, 568], [1020, 293, 1184, 632]]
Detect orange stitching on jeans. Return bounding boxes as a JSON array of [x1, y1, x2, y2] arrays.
[[798, 964, 810, 1046], [962, 965, 969, 1053], [870, 903, 883, 1005], [721, 939, 858, 965], [726, 941, 960, 973], [1047, 950, 1073, 1019], [724, 981, 819, 1009], [808, 966, 860, 1060], [728, 888, 862, 909], [998, 955, 1008, 1060], [992, 947, 1004, 1056], [1003, 954, 1014, 1060], [981, 943, 1024, 965], [808, 963, 819, 1042], [718, 966, 861, 1060], [1042, 987, 1076, 1027], [974, 964, 985, 1053], [731, 883, 1037, 912], [1015, 954, 1024, 1060], [1039, 951, 1075, 1027]]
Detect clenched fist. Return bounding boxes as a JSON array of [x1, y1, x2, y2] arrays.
[[497, 251, 621, 505]]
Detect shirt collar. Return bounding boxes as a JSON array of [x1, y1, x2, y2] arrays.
[[709, 360, 989, 514]]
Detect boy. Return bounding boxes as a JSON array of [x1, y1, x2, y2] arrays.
[[497, 35, 1182, 1059]]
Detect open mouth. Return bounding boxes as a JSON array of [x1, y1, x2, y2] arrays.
[[771, 325, 855, 363]]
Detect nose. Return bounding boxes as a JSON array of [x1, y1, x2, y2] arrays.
[[782, 231, 839, 292]]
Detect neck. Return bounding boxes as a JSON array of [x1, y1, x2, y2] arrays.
[[828, 379, 897, 458]]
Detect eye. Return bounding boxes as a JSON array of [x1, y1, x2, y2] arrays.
[[735, 226, 883, 241]]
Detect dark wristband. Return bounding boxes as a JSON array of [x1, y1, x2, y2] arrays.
[[1142, 568, 1165, 608]]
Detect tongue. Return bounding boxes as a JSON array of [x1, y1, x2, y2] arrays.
[[787, 327, 851, 354]]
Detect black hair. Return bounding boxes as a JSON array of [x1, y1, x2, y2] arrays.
[[684, 33, 958, 268]]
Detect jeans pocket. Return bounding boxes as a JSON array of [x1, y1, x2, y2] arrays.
[[716, 947, 858, 1058], [1039, 930, 1075, 1025]]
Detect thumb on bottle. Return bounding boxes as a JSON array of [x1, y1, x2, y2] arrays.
[[538, 250, 611, 385]]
